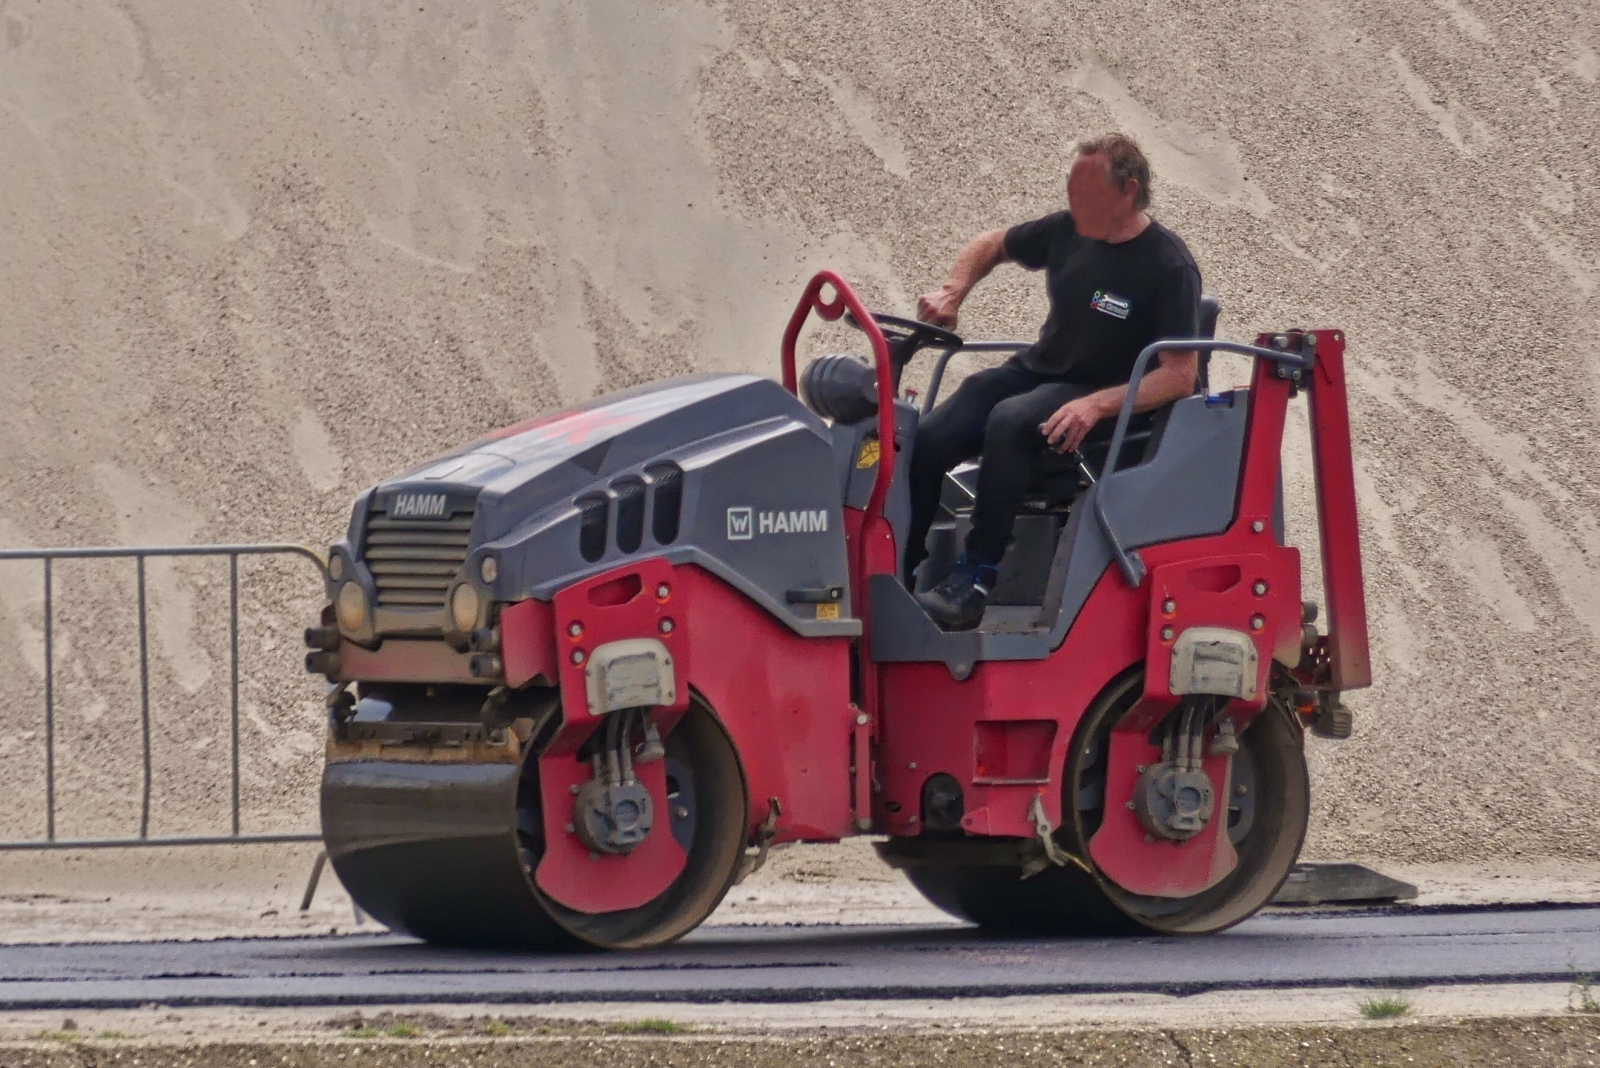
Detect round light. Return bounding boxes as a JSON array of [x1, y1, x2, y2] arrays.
[[336, 581, 368, 632], [479, 556, 499, 584], [449, 582, 482, 633], [328, 554, 345, 582]]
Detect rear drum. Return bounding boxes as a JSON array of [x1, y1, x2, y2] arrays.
[[901, 670, 1308, 936]]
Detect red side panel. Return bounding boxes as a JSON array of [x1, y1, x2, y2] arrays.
[[532, 560, 694, 914], [551, 558, 691, 718], [676, 566, 856, 842], [1143, 551, 1304, 705], [1088, 354, 1306, 897], [501, 597, 557, 688], [875, 564, 1148, 838]]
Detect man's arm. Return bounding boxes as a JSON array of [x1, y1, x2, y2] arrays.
[[916, 229, 1009, 330], [1040, 350, 1199, 453]]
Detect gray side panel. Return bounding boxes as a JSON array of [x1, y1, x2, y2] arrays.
[[839, 402, 917, 570], [869, 392, 1250, 667], [509, 417, 859, 638], [1041, 392, 1249, 645]]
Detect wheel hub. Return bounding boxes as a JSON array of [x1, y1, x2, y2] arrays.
[[574, 777, 654, 854], [1134, 761, 1216, 841]]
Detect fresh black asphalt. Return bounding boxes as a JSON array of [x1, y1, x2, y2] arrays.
[[2, 905, 1598, 1008]]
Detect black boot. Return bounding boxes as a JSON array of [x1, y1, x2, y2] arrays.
[[915, 558, 997, 631]]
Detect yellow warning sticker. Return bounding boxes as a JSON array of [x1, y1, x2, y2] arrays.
[[815, 602, 841, 621], [856, 439, 881, 469]]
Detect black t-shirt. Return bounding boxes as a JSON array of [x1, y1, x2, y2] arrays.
[[1004, 211, 1201, 384]]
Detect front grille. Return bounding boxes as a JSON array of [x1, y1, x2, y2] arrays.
[[645, 463, 683, 544], [613, 477, 646, 554], [577, 494, 608, 563], [363, 512, 474, 608]]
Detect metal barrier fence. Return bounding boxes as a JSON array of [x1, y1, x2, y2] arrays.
[[0, 544, 327, 851]]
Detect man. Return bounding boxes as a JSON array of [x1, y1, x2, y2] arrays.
[[908, 133, 1202, 630]]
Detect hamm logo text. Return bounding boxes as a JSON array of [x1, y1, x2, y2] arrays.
[[391, 493, 449, 519], [726, 507, 829, 539]]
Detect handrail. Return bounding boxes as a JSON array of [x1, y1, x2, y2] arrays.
[[781, 272, 896, 527], [920, 340, 1032, 415], [0, 543, 327, 566], [1094, 338, 1311, 587]]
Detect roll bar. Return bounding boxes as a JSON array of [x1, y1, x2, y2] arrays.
[[782, 272, 896, 525]]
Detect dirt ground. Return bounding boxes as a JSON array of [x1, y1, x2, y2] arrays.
[[0, 0, 1597, 888], [3, 1012, 1600, 1068]]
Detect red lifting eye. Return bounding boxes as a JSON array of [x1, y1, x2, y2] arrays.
[[1185, 563, 1241, 593], [587, 573, 642, 607]]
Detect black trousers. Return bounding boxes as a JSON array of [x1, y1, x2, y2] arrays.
[[907, 357, 1092, 579]]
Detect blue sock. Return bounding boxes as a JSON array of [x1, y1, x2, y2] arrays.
[[955, 556, 999, 593]]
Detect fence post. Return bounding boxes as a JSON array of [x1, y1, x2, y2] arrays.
[[43, 557, 55, 843]]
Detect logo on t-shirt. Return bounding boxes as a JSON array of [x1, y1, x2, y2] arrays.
[[1090, 290, 1132, 320]]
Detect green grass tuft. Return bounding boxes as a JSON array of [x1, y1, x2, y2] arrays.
[[1571, 970, 1600, 1014], [386, 1023, 420, 1038], [343, 1026, 380, 1039], [481, 1020, 514, 1036], [35, 1031, 81, 1043], [607, 1018, 687, 1035], [1358, 993, 1412, 1019]]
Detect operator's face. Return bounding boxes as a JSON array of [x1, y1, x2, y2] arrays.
[[1067, 152, 1140, 240]]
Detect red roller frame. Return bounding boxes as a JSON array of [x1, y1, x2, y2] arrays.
[[782, 272, 898, 829], [1303, 331, 1371, 690]]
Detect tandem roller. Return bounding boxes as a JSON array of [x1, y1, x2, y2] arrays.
[[308, 271, 1370, 948]]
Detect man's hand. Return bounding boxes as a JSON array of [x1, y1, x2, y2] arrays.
[[916, 286, 962, 330], [917, 230, 1009, 331], [1040, 394, 1112, 453]]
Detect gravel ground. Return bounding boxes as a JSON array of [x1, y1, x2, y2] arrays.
[[0, 0, 1596, 875]]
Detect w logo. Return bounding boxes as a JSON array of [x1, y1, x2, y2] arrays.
[[726, 507, 753, 541]]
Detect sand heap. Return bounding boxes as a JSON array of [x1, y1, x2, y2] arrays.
[[0, 0, 1596, 864]]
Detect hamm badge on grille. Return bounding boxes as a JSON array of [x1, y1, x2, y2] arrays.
[[391, 493, 449, 519]]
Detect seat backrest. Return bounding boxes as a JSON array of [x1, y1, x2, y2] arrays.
[[1196, 294, 1221, 393]]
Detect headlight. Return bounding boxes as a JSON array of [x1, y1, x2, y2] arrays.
[[479, 555, 499, 583], [449, 583, 482, 633], [336, 581, 369, 632]]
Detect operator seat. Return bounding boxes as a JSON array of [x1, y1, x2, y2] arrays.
[[920, 295, 1222, 606], [1020, 294, 1222, 510]]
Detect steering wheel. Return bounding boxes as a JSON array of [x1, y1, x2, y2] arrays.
[[845, 310, 963, 352]]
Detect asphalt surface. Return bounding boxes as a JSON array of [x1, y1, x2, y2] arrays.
[[2, 905, 1598, 1009]]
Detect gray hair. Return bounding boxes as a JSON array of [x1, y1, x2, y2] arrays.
[[1075, 133, 1153, 211]]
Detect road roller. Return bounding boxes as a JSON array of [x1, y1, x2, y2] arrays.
[[306, 270, 1371, 949]]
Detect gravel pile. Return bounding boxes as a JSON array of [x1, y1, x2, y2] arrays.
[[0, 0, 1595, 864]]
